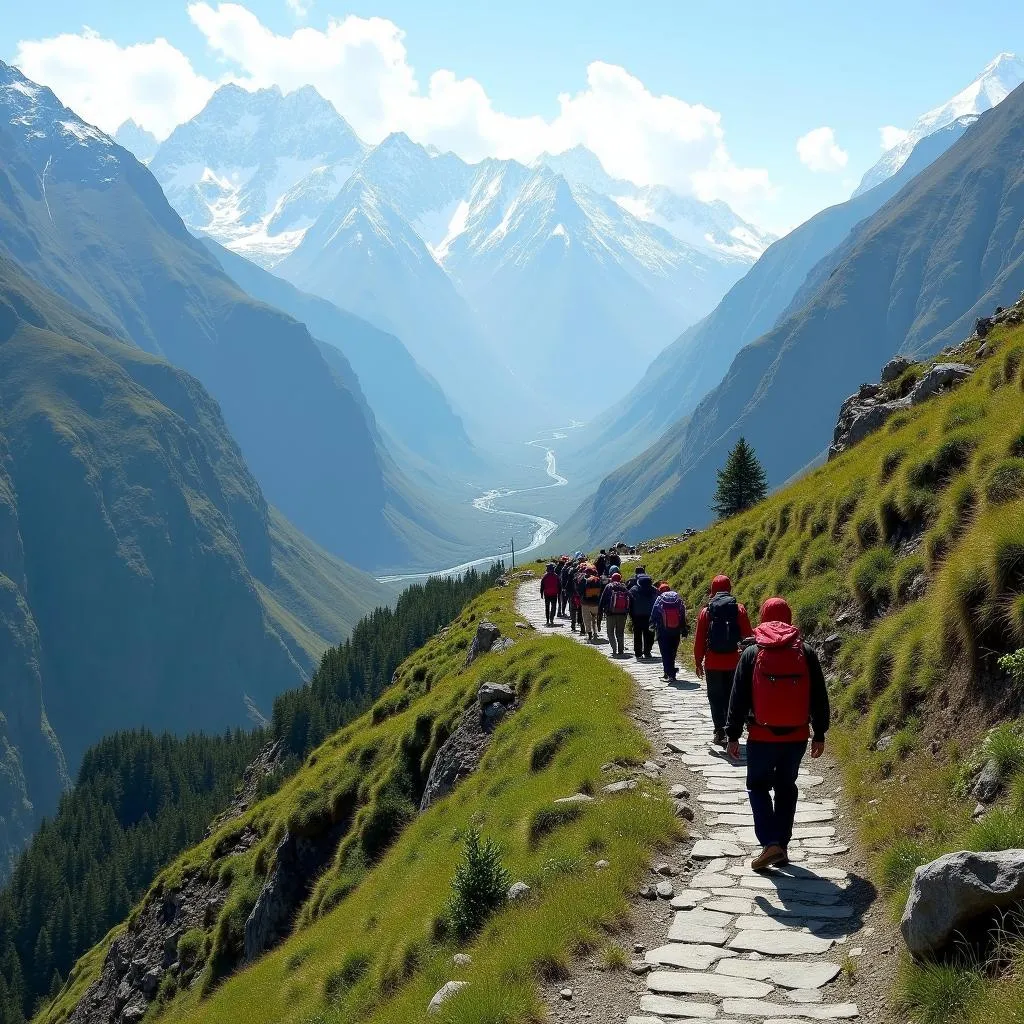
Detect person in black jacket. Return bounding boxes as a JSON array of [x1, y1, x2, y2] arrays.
[[627, 573, 657, 660], [726, 597, 830, 872]]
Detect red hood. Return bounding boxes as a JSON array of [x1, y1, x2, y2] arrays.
[[754, 620, 801, 648]]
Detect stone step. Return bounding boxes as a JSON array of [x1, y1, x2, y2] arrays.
[[715, 959, 842, 990], [646, 970, 773, 999]]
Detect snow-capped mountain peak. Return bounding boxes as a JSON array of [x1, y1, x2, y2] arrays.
[[148, 82, 367, 267], [114, 119, 158, 163], [854, 51, 1024, 196]]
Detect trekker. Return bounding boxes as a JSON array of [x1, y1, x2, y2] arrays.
[[599, 572, 630, 656], [557, 555, 571, 617], [627, 572, 657, 660], [726, 597, 830, 872], [540, 562, 561, 626], [595, 549, 608, 577], [579, 570, 604, 641], [694, 575, 753, 747], [651, 586, 688, 681], [568, 561, 584, 633], [607, 548, 622, 571]]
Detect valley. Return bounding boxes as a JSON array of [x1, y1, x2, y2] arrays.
[[2, 19, 1024, 1024]]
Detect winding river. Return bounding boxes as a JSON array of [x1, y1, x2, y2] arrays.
[[376, 428, 576, 585]]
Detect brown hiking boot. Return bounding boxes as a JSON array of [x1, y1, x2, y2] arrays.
[[751, 845, 787, 872]]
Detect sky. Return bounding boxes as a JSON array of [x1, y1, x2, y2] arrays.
[[3, 0, 1023, 233]]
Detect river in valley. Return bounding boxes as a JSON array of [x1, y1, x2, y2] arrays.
[[376, 427, 577, 585]]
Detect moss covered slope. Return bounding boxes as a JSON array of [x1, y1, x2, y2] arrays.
[[44, 582, 677, 1024]]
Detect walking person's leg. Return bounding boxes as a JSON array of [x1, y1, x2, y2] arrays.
[[605, 614, 617, 653], [630, 615, 645, 658], [773, 741, 807, 854], [664, 631, 680, 679], [746, 741, 787, 870], [614, 615, 626, 655], [642, 618, 654, 658], [706, 669, 732, 742]]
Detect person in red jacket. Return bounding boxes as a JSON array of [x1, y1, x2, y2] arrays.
[[693, 575, 753, 747], [540, 562, 561, 626], [726, 597, 830, 872]]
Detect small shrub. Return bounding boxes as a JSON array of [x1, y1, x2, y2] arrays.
[[851, 548, 896, 611], [603, 944, 628, 971], [967, 809, 1024, 852], [1010, 428, 1024, 459], [324, 949, 371, 1004], [942, 397, 986, 432], [1003, 344, 1023, 383], [998, 649, 1024, 694], [888, 366, 922, 400], [177, 929, 206, 971], [985, 723, 1024, 779], [448, 829, 510, 940], [530, 726, 575, 771], [854, 511, 880, 549], [528, 803, 585, 846], [879, 838, 930, 895], [984, 458, 1024, 505], [899, 961, 983, 1024], [906, 432, 979, 491], [888, 411, 912, 433], [360, 786, 415, 861], [895, 555, 927, 605], [880, 448, 906, 482]]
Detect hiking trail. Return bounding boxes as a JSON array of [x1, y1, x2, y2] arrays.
[[516, 577, 879, 1024]]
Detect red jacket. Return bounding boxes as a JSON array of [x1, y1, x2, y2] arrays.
[[693, 601, 753, 671]]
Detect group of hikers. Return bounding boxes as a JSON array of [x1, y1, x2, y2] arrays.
[[540, 558, 830, 873]]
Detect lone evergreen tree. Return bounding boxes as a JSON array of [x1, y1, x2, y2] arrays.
[[712, 437, 768, 519]]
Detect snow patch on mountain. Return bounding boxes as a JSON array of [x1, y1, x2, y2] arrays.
[[854, 51, 1024, 197]]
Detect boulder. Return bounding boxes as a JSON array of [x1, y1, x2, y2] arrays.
[[908, 363, 973, 405], [971, 758, 1002, 804], [901, 849, 1024, 958], [140, 967, 163, 998], [880, 356, 912, 384], [427, 981, 468, 1014], [477, 682, 515, 707], [508, 881, 531, 901], [464, 622, 502, 666]]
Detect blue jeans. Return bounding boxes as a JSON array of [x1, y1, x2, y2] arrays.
[[745, 740, 807, 848]]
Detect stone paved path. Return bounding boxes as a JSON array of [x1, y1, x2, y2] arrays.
[[516, 581, 861, 1024]]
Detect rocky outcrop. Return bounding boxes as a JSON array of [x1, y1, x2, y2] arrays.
[[464, 622, 501, 667], [419, 683, 518, 810], [207, 740, 283, 836], [243, 822, 346, 962], [901, 849, 1024, 958], [829, 361, 974, 459]]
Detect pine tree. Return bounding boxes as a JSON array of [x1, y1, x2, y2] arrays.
[[712, 437, 769, 519]]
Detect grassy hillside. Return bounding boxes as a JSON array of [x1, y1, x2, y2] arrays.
[[41, 580, 677, 1024], [618, 322, 1024, 1022]]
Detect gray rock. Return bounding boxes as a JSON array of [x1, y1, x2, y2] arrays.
[[972, 758, 1003, 804], [722, 998, 858, 1018], [508, 881, 531, 901], [875, 734, 894, 752], [647, 970, 773, 998], [638, 884, 658, 900], [822, 633, 842, 657], [669, 784, 691, 799], [554, 793, 594, 805], [428, 981, 468, 1014], [675, 801, 695, 821], [639, 995, 718, 1019], [477, 681, 515, 707], [645, 943, 737, 971], [716, 958, 841, 989], [121, 998, 149, 1024], [901, 849, 1024, 958], [595, 859, 610, 870], [559, 988, 573, 1000], [603, 779, 639, 795], [630, 960, 653, 975], [491, 637, 515, 653], [908, 362, 973, 405], [140, 967, 163, 997], [453, 953, 472, 967], [465, 622, 502, 666], [656, 881, 675, 899], [729, 930, 834, 955], [880, 356, 912, 383]]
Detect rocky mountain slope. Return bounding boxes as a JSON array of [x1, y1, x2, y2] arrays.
[[0, 250, 387, 878], [563, 115, 977, 483], [559, 80, 1024, 546], [0, 61, 487, 573], [854, 51, 1024, 196]]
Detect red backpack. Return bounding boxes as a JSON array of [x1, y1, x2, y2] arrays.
[[609, 584, 629, 614], [542, 572, 560, 597], [659, 594, 683, 631], [751, 621, 811, 729]]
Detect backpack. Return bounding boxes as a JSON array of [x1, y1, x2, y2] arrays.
[[751, 623, 811, 730], [583, 578, 604, 602], [659, 594, 684, 631], [629, 575, 656, 617], [542, 572, 560, 597], [707, 593, 741, 654], [609, 584, 629, 614]]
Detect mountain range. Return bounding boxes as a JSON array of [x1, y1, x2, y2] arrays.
[[559, 76, 1024, 546], [134, 85, 773, 422], [854, 50, 1024, 196]]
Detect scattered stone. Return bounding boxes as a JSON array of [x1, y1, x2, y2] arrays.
[[654, 863, 675, 876], [729, 930, 834, 955], [675, 802, 695, 821], [465, 623, 502, 666], [972, 803, 987, 820], [691, 839, 744, 859], [901, 849, 1024, 958], [880, 356, 912, 383], [559, 988, 573, 1000], [645, 944, 738, 971], [639, 884, 658, 900], [716, 959, 841, 990], [722, 998, 859, 1019], [554, 793, 594, 805], [908, 363, 974, 405], [477, 681, 515, 707], [670, 785, 691, 799], [666, 921, 731, 946], [453, 953, 472, 967], [507, 881, 531, 901], [849, 947, 864, 957], [647, 971, 772, 999], [604, 779, 639, 795], [669, 889, 710, 909], [656, 881, 675, 899], [428, 981, 468, 1013], [789, 988, 825, 1003], [639, 995, 719, 1019], [630, 960, 653, 975], [971, 759, 1003, 804], [875, 735, 893, 752], [595, 859, 610, 870], [634, 942, 646, 953]]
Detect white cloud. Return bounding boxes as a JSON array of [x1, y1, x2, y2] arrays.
[[14, 28, 218, 138], [285, 0, 311, 17], [13, 4, 772, 213], [880, 124, 910, 150], [795, 126, 848, 173]]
